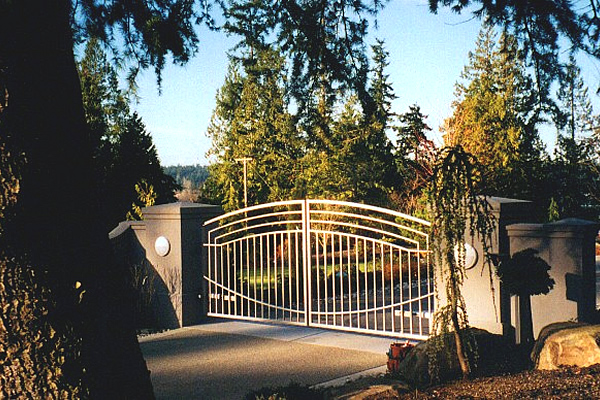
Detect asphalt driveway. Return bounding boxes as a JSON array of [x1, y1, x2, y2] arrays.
[[139, 320, 393, 399]]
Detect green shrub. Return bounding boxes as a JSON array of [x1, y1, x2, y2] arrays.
[[244, 382, 324, 400]]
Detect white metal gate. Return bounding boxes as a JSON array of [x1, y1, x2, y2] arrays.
[[203, 200, 432, 340]]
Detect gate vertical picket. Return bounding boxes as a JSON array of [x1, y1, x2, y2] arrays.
[[302, 199, 312, 327]]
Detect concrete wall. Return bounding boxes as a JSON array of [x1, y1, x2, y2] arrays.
[[506, 219, 599, 339], [109, 202, 222, 329]]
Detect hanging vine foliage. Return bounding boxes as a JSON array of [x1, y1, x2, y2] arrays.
[[427, 145, 495, 380]]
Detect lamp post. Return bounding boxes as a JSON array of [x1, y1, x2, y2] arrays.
[[235, 157, 252, 208]]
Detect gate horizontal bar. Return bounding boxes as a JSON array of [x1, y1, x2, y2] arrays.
[[205, 276, 306, 316]]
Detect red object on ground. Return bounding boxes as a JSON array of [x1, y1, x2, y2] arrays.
[[387, 341, 414, 374], [387, 358, 400, 373]]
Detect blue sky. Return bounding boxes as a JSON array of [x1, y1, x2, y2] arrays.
[[129, 1, 599, 167]]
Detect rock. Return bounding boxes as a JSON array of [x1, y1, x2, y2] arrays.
[[397, 328, 518, 388], [531, 321, 587, 365], [534, 324, 600, 370], [396, 337, 438, 388]]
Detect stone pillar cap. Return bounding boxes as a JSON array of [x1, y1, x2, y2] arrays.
[[108, 220, 146, 239], [142, 202, 223, 220], [484, 196, 532, 213], [507, 218, 600, 237]]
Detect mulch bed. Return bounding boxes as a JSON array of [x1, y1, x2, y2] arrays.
[[388, 364, 600, 399], [244, 364, 600, 399]]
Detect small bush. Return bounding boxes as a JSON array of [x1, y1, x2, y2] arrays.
[[244, 382, 324, 400], [127, 260, 157, 329]]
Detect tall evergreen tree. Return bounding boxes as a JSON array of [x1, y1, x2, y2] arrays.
[[79, 40, 178, 231], [0, 2, 159, 396], [556, 56, 597, 144], [429, 0, 598, 102], [394, 104, 436, 215], [218, 0, 380, 129], [209, 1, 393, 209], [206, 48, 300, 211], [547, 56, 599, 220], [295, 40, 398, 205], [443, 26, 543, 200], [206, 37, 400, 208], [78, 38, 129, 185], [363, 40, 398, 204], [111, 113, 178, 219]]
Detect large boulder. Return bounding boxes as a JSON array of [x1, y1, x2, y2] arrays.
[[530, 321, 586, 366], [397, 329, 521, 388], [533, 323, 600, 370]]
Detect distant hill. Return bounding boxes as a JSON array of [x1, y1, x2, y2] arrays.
[[163, 164, 209, 188]]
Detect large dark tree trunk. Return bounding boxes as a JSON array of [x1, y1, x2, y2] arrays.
[[0, 1, 154, 397]]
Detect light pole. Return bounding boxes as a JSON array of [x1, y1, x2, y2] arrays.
[[235, 157, 252, 208]]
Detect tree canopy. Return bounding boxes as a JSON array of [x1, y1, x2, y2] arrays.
[[442, 26, 543, 199], [205, 47, 300, 211], [205, 34, 403, 210], [429, 0, 600, 98]]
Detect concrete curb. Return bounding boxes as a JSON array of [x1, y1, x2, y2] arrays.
[[311, 365, 388, 389]]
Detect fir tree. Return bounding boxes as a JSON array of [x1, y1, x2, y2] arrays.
[[429, 0, 598, 102], [546, 56, 599, 220], [206, 48, 299, 211], [443, 26, 543, 200], [78, 40, 177, 230], [394, 104, 436, 215]]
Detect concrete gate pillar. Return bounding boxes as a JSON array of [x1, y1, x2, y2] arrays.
[[110, 202, 222, 328], [464, 197, 533, 338], [436, 197, 533, 339]]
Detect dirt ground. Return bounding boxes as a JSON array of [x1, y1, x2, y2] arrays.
[[326, 364, 600, 399]]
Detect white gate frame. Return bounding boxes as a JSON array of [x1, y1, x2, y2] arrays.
[[203, 199, 432, 340]]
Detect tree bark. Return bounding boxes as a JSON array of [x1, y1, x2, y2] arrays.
[[451, 302, 471, 379], [449, 266, 471, 379], [0, 1, 154, 397]]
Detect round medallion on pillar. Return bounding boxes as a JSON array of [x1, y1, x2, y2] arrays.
[[154, 236, 171, 257]]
